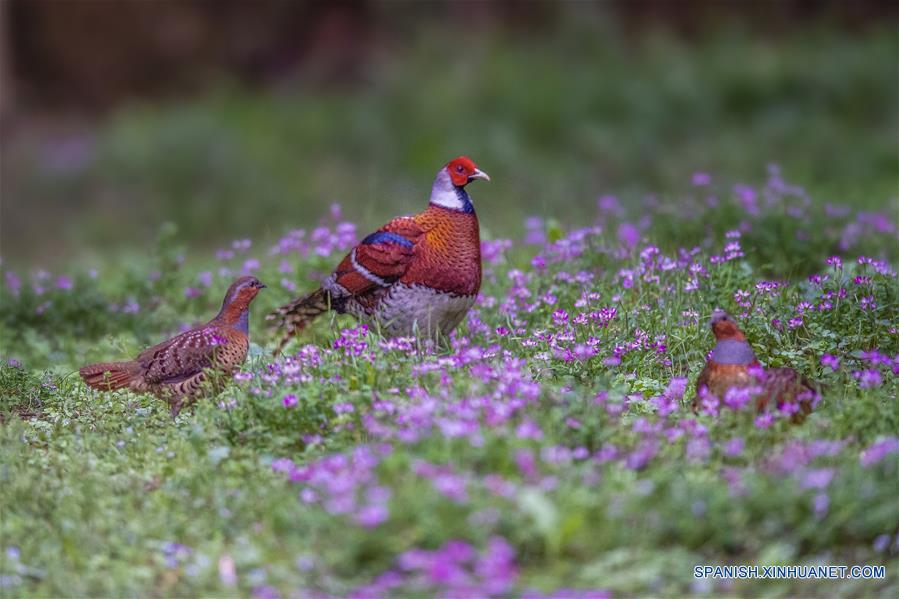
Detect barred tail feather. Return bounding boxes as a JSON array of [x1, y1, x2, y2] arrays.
[[79, 361, 141, 391], [267, 288, 331, 355]]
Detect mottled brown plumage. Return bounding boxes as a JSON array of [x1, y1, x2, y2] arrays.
[[79, 276, 265, 416], [692, 310, 818, 422]]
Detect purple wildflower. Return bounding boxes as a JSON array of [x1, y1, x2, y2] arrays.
[[820, 354, 840, 371], [355, 504, 389, 528], [855, 369, 882, 389], [800, 468, 834, 490], [4, 271, 21, 295], [754, 413, 775, 429], [860, 437, 899, 467], [617, 222, 640, 250], [722, 437, 744, 457]]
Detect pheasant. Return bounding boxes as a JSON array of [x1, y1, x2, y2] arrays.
[[79, 276, 266, 416], [692, 310, 818, 422], [269, 156, 489, 352]]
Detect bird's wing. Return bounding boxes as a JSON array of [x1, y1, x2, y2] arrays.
[[136, 326, 229, 385], [695, 364, 712, 393], [330, 216, 425, 298], [692, 363, 713, 410], [763, 366, 818, 401]]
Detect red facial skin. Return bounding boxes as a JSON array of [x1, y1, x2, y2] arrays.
[[446, 156, 480, 187]]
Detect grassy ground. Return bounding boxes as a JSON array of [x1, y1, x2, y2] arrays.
[[2, 18, 898, 598], [2, 161, 898, 595]]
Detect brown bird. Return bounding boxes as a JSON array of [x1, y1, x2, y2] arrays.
[[79, 276, 265, 416], [692, 310, 818, 422]]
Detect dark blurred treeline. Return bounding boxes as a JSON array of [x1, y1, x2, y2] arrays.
[[2, 0, 897, 268], [2, 0, 896, 118]]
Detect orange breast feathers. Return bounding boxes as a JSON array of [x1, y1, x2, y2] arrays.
[[402, 206, 482, 295], [329, 207, 482, 298]]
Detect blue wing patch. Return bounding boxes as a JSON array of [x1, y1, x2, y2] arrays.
[[362, 231, 414, 248]]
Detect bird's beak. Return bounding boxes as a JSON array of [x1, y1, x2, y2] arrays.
[[258, 283, 267, 289], [469, 169, 490, 182]]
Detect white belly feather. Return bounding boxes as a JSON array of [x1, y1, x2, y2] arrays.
[[347, 283, 476, 337]]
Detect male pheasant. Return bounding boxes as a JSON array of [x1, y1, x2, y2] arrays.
[[269, 156, 488, 351], [692, 310, 818, 421], [79, 276, 265, 415]]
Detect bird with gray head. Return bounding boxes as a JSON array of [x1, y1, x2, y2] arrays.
[[80, 276, 266, 416], [693, 309, 819, 422]]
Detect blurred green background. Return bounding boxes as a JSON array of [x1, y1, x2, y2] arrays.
[[1, 1, 897, 269]]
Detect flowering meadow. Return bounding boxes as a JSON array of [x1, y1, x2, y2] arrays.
[[1, 166, 898, 597]]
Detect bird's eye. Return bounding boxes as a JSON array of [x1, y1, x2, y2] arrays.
[[456, 165, 464, 173]]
